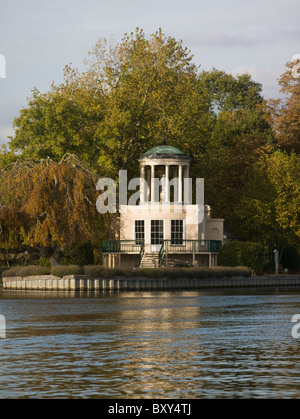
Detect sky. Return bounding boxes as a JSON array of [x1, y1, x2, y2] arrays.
[[0, 0, 299, 145]]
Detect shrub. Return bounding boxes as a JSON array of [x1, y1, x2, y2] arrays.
[[1, 266, 22, 277], [83, 265, 103, 276], [39, 257, 51, 268], [218, 241, 266, 273], [50, 265, 83, 278], [235, 266, 252, 277], [61, 243, 94, 266], [2, 265, 51, 277], [97, 268, 116, 278]]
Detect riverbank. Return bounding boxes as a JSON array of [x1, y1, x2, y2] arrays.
[[2, 274, 300, 291]]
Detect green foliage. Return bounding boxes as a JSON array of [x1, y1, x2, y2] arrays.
[[61, 242, 94, 266], [218, 241, 266, 273], [38, 256, 52, 267], [198, 69, 264, 112], [236, 151, 300, 247], [1, 30, 298, 257], [50, 265, 83, 277], [8, 29, 214, 179]]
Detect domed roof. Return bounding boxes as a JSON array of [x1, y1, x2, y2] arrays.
[[140, 145, 190, 160]]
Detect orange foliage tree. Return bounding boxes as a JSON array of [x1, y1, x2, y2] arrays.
[[266, 58, 300, 154], [0, 154, 110, 265]]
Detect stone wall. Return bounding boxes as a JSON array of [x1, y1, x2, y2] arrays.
[[2, 274, 300, 291]]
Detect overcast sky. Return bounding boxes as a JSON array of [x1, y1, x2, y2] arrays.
[[0, 0, 299, 145]]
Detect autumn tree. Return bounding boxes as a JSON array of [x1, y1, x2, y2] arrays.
[[266, 58, 300, 154], [5, 28, 296, 259], [0, 155, 110, 265]]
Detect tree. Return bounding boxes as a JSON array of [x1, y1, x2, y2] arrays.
[[0, 155, 110, 265], [9, 28, 214, 179], [218, 241, 266, 274], [198, 69, 264, 112], [191, 68, 274, 231], [236, 151, 300, 249], [266, 58, 300, 154], [9, 83, 104, 167]]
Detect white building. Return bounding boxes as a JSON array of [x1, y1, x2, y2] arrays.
[[102, 145, 224, 268]]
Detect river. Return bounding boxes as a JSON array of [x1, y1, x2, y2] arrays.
[[1, 288, 300, 399]]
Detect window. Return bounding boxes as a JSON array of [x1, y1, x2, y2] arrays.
[[151, 220, 164, 245], [135, 220, 145, 245], [171, 220, 183, 245]]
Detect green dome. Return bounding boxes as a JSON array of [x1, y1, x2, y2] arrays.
[[145, 145, 185, 155], [140, 145, 189, 160]]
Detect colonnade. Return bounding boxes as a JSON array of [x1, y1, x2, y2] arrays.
[[139, 163, 190, 204]]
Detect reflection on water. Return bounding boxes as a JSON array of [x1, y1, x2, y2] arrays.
[[1, 289, 300, 398]]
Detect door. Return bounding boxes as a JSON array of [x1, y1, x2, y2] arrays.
[[150, 220, 164, 252]]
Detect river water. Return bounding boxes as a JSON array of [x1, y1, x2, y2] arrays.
[[1, 288, 300, 399]]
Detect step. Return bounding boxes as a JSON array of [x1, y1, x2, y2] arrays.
[[140, 252, 160, 268]]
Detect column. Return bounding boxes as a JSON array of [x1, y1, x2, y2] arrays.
[[178, 165, 182, 203], [140, 164, 145, 204], [184, 164, 190, 204], [184, 164, 189, 180], [147, 166, 151, 202], [165, 165, 170, 202], [151, 165, 155, 203]]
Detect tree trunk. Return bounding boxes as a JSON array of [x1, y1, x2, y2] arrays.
[[37, 246, 62, 267]]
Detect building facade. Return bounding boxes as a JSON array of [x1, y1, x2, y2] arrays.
[[102, 145, 224, 268]]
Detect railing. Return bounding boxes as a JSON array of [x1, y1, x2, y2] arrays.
[[102, 240, 144, 253], [135, 241, 145, 268], [158, 241, 166, 267], [102, 239, 222, 254], [163, 240, 222, 253]]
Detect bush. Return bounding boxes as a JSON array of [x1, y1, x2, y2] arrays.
[[50, 265, 83, 278], [2, 265, 51, 277], [1, 266, 22, 277], [218, 241, 266, 273], [39, 257, 52, 268], [61, 243, 94, 266], [112, 266, 251, 279], [83, 265, 103, 276]]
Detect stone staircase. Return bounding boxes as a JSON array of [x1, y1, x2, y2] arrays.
[[139, 252, 160, 268]]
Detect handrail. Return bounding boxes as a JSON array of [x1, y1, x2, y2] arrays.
[[136, 241, 145, 268], [102, 240, 144, 253], [158, 240, 165, 267], [102, 240, 222, 254], [163, 240, 222, 253]]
